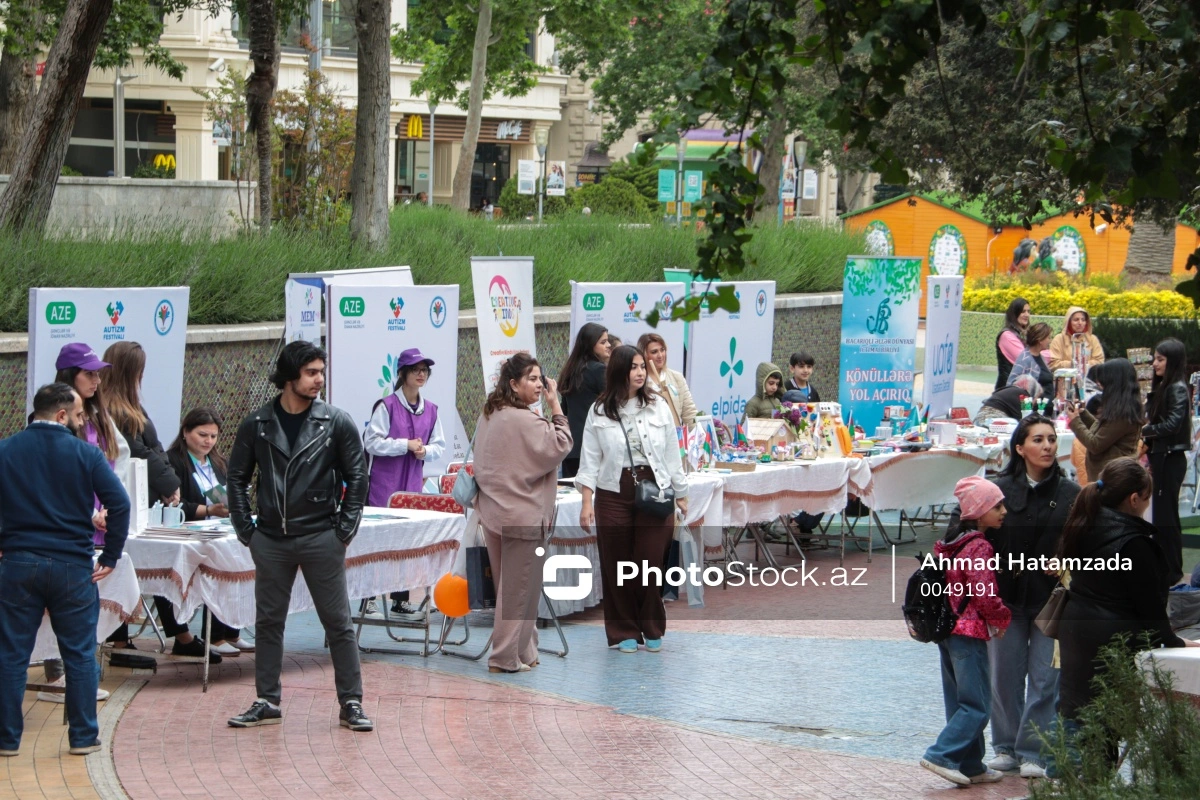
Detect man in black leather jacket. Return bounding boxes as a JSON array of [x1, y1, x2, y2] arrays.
[[225, 340, 372, 732]]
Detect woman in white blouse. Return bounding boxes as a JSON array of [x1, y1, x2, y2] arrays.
[[576, 345, 688, 654]]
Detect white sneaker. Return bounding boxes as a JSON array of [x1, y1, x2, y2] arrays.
[[37, 677, 109, 703], [1020, 762, 1047, 779], [988, 753, 1020, 771], [360, 599, 383, 619], [209, 641, 240, 656], [970, 768, 1004, 784], [919, 758, 970, 786], [228, 638, 255, 652]]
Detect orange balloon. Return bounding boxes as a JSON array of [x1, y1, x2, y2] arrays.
[[433, 573, 471, 618]]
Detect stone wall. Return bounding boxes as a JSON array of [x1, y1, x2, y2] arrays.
[[0, 294, 843, 444], [0, 176, 255, 238]]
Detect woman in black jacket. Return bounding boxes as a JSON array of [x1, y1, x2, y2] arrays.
[[1056, 458, 1196, 732], [166, 408, 251, 656], [984, 415, 1080, 778], [102, 342, 220, 663], [558, 323, 611, 478], [1141, 338, 1193, 586]]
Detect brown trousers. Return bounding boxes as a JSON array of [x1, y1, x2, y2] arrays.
[[482, 526, 544, 670], [594, 467, 675, 646]]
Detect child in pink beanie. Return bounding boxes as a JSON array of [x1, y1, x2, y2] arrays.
[[920, 476, 1013, 786]]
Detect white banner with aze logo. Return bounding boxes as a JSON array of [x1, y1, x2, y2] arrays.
[[28, 287, 190, 436], [685, 281, 776, 428], [284, 267, 413, 345], [922, 275, 964, 420], [471, 257, 537, 390], [568, 282, 686, 373], [325, 284, 466, 477]]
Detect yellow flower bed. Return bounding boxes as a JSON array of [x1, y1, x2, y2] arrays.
[[963, 285, 1198, 319]]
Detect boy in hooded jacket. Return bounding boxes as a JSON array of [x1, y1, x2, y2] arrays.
[[742, 362, 785, 423], [920, 476, 1012, 787]]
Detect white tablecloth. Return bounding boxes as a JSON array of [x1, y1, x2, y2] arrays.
[[544, 473, 725, 617], [717, 458, 873, 527], [32, 553, 141, 662], [860, 446, 1002, 511], [1138, 646, 1200, 697], [123, 510, 465, 629]]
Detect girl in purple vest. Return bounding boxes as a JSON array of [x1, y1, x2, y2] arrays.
[[364, 348, 446, 616]]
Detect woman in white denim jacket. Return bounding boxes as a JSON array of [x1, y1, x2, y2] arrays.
[[576, 345, 688, 654]]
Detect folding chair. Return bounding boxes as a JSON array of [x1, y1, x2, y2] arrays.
[[445, 461, 475, 476], [349, 491, 467, 656]]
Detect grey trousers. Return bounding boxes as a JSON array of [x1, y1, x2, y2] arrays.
[[248, 529, 362, 705]]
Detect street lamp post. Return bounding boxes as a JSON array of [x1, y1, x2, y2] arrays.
[[676, 136, 685, 227], [114, 73, 138, 177], [427, 99, 438, 206], [794, 139, 808, 218], [534, 127, 548, 224]]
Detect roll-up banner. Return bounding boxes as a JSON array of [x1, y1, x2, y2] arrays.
[[284, 267, 413, 344], [685, 281, 776, 427], [471, 256, 537, 390], [28, 287, 191, 436], [325, 284, 467, 477], [922, 275, 964, 420], [568, 282, 687, 373], [837, 256, 921, 431]]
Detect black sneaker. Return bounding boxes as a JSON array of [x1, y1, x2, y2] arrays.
[[108, 643, 157, 671], [228, 700, 282, 728], [339, 701, 373, 732], [390, 601, 423, 620], [172, 638, 222, 664]]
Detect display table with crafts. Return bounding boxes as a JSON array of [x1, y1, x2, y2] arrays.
[[545, 472, 725, 618], [123, 509, 466, 631], [31, 553, 141, 663]]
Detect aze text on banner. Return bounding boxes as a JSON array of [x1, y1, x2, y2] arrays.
[[569, 282, 686, 373]]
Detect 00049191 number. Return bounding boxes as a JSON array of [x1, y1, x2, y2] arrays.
[[920, 581, 995, 598]]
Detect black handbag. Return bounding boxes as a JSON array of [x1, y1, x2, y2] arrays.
[[620, 418, 675, 519], [466, 544, 496, 610]]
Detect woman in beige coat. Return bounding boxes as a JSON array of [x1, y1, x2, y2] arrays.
[[472, 353, 572, 673], [1047, 305, 1104, 372], [636, 332, 699, 428]]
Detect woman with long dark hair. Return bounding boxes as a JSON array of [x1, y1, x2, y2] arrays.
[[1065, 359, 1143, 480], [558, 323, 611, 477], [995, 297, 1031, 391], [103, 342, 219, 663], [1056, 458, 1197, 737], [166, 408, 251, 656], [981, 415, 1080, 778], [576, 345, 688, 653], [1141, 337, 1192, 586], [472, 353, 572, 673]]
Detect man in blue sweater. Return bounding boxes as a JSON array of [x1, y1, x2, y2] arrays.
[[0, 383, 131, 757]]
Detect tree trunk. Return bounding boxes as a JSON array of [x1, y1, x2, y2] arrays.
[[246, 0, 280, 232], [756, 107, 788, 224], [349, 0, 391, 249], [0, 0, 114, 233], [1123, 221, 1176, 283], [0, 50, 38, 174], [451, 0, 493, 211]]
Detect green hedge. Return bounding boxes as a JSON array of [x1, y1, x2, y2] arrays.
[[0, 206, 864, 330]]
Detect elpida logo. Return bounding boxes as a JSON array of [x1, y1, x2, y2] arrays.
[[537, 547, 592, 601]]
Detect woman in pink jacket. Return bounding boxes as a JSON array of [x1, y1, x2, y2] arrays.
[[921, 477, 1013, 787]]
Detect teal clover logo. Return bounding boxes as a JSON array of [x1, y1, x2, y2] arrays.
[[720, 337, 744, 388]]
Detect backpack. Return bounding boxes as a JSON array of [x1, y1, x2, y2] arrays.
[[902, 553, 970, 644]]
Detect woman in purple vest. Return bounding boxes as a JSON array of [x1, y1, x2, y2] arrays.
[[364, 348, 446, 617]]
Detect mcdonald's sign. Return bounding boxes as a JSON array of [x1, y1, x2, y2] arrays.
[[153, 154, 177, 170], [406, 114, 423, 139]]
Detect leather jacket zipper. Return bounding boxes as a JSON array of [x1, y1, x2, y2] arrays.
[[281, 425, 325, 535]]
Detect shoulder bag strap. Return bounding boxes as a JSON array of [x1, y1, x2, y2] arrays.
[[618, 413, 636, 469]]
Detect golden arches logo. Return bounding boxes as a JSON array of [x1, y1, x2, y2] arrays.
[[153, 154, 176, 170], [406, 115, 423, 139]]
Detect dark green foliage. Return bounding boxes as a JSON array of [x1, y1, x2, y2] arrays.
[[1092, 318, 1200, 373], [571, 178, 651, 219]]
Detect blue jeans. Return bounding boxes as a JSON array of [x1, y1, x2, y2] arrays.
[[988, 604, 1059, 767], [0, 553, 101, 750], [924, 635, 991, 777]]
